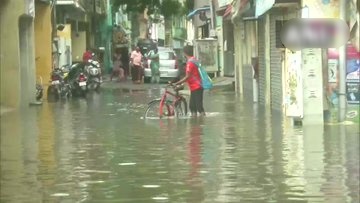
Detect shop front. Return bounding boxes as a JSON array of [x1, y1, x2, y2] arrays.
[[326, 44, 360, 123]]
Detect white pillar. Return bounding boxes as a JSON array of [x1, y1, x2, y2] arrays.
[[264, 14, 271, 106], [338, 0, 347, 122], [300, 0, 324, 125]]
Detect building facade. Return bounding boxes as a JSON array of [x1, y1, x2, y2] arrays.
[[227, 0, 359, 124], [35, 0, 53, 97], [1, 0, 37, 109]]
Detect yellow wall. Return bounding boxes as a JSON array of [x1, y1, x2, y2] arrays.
[[0, 0, 35, 108], [71, 31, 87, 61], [57, 24, 72, 39], [35, 3, 52, 89]]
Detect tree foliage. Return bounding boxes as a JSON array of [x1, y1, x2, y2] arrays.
[[184, 0, 194, 14], [112, 0, 186, 18]]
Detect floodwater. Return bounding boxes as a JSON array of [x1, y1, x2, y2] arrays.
[[1, 87, 359, 203]]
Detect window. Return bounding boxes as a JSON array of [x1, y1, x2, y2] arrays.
[[159, 52, 175, 60]]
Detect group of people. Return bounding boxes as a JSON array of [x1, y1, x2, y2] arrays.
[[110, 45, 206, 116], [111, 46, 161, 84]]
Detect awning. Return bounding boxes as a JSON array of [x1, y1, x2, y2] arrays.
[[223, 4, 233, 18], [255, 0, 275, 18], [216, 5, 228, 16], [56, 0, 86, 12], [230, 0, 254, 22], [187, 6, 211, 19]]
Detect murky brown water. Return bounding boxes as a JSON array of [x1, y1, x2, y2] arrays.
[[1, 88, 359, 202]]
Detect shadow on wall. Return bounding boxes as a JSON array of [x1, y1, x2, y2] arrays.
[[19, 16, 36, 106]]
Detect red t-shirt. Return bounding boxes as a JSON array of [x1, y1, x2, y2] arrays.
[[83, 51, 92, 62], [186, 57, 202, 91]]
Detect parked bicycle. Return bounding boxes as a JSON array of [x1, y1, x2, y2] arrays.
[[144, 84, 188, 119]]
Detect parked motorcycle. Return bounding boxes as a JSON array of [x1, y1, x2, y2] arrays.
[[36, 84, 43, 101], [85, 59, 101, 91], [36, 76, 43, 101], [66, 63, 88, 97], [47, 66, 72, 101]]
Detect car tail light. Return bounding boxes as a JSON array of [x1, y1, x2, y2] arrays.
[[79, 74, 86, 82]]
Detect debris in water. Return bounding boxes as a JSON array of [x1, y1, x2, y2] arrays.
[[118, 163, 136, 166], [152, 196, 168, 200], [50, 193, 70, 197], [143, 185, 160, 188]]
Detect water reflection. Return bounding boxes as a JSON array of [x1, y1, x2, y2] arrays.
[[186, 118, 204, 202], [1, 108, 42, 202], [0, 90, 359, 202]]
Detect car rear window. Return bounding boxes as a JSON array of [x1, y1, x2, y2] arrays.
[[159, 52, 175, 60]]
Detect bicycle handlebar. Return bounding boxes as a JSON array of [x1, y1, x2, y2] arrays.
[[165, 83, 184, 92]]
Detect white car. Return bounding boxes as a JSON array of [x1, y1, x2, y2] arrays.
[[144, 48, 179, 83]]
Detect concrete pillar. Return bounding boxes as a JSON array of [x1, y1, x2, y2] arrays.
[[234, 22, 243, 95], [1, 0, 36, 108], [264, 14, 271, 107], [301, 0, 325, 125]]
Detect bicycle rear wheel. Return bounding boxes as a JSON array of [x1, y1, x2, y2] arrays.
[[144, 100, 172, 119], [174, 98, 188, 118]]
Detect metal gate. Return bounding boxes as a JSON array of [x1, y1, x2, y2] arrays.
[[269, 14, 284, 111], [258, 18, 267, 105]]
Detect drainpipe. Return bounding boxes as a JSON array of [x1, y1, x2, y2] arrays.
[[209, 0, 215, 30], [51, 0, 59, 69], [338, 0, 347, 122], [104, 0, 113, 73], [51, 0, 57, 39]]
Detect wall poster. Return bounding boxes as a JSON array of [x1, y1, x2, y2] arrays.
[[327, 45, 360, 123], [284, 49, 303, 118]]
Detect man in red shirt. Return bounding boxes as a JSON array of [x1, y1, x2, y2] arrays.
[[172, 45, 205, 116], [83, 49, 92, 63]]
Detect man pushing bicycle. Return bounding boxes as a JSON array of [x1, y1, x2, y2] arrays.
[[170, 45, 206, 117]]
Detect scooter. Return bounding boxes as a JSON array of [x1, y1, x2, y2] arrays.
[[47, 66, 72, 101], [85, 59, 101, 91], [67, 63, 88, 97]]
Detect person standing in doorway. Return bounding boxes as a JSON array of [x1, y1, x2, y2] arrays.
[[171, 45, 205, 117], [130, 46, 143, 84]]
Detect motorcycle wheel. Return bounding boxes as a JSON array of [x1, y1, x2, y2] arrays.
[[95, 83, 101, 92], [80, 89, 87, 98], [36, 89, 43, 101]]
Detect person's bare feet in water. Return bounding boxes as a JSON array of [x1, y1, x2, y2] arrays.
[[200, 112, 206, 116]]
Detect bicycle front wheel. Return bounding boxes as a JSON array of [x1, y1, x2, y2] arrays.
[[174, 98, 188, 118], [144, 100, 172, 119]]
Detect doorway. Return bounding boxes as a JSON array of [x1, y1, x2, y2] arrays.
[[223, 20, 235, 77]]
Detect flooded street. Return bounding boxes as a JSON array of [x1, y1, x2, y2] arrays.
[[1, 88, 359, 203]]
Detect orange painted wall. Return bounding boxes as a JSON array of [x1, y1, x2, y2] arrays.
[[35, 3, 52, 88]]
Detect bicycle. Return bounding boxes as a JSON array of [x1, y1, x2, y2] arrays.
[[144, 84, 188, 119]]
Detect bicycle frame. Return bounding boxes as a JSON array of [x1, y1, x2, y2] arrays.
[[159, 87, 184, 117]]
